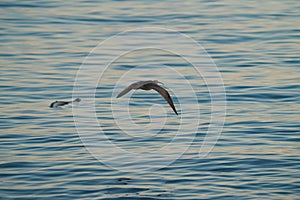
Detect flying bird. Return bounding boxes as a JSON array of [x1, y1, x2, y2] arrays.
[[50, 98, 81, 108], [116, 80, 178, 115]]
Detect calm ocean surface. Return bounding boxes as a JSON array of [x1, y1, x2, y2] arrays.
[[1, 0, 299, 199]]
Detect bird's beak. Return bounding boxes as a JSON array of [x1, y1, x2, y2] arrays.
[[157, 81, 164, 85]]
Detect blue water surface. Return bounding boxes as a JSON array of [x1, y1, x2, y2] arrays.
[[0, 0, 299, 199]]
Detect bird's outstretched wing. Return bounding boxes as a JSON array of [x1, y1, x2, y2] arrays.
[[151, 84, 178, 115], [117, 84, 134, 98]]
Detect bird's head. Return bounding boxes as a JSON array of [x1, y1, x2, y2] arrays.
[[74, 98, 81, 102], [153, 80, 164, 85]]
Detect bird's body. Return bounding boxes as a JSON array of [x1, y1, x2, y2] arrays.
[[50, 101, 69, 108], [117, 80, 178, 115], [50, 98, 81, 108]]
